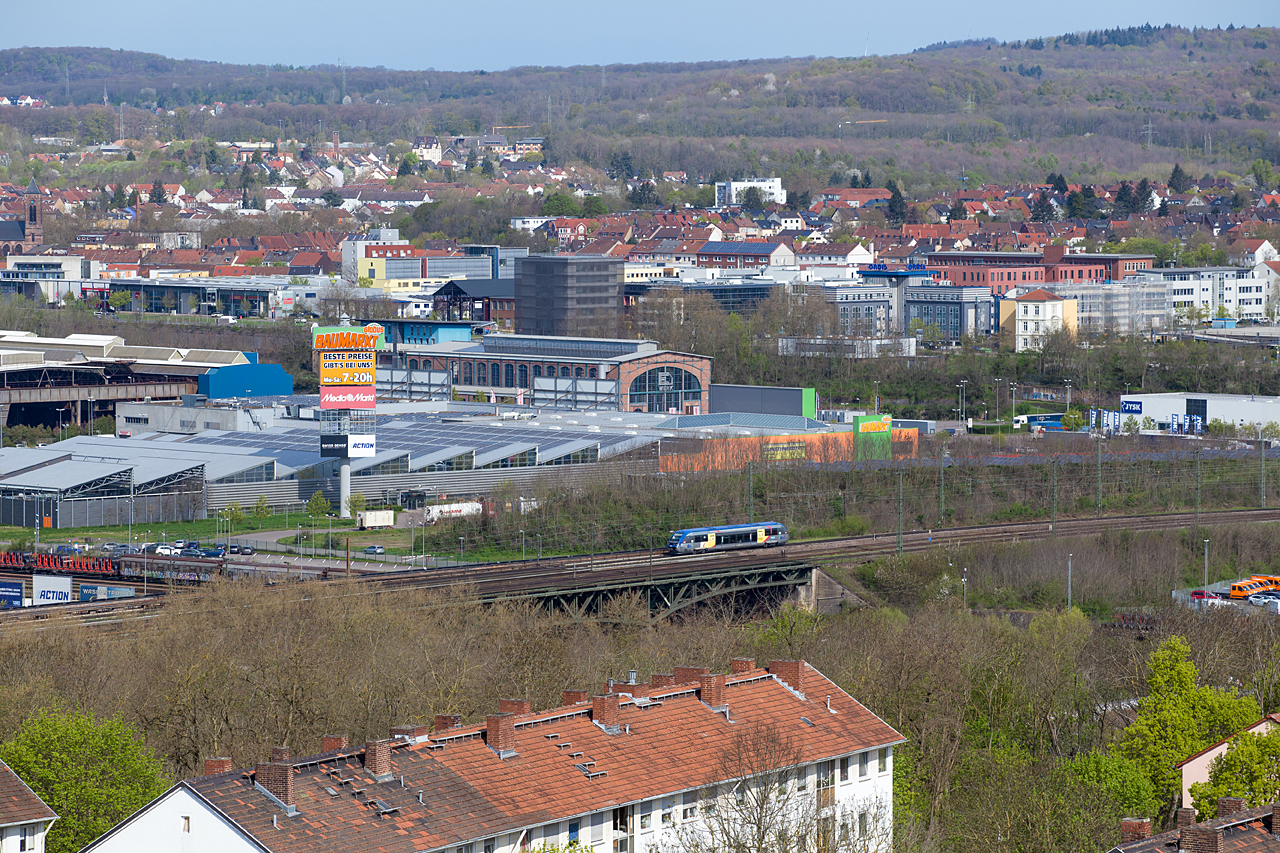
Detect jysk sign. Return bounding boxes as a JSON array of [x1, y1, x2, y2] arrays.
[[0, 581, 22, 608], [312, 324, 386, 351], [1121, 400, 1142, 415], [32, 575, 71, 605]]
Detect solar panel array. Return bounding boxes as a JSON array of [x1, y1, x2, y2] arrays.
[[193, 417, 644, 468]]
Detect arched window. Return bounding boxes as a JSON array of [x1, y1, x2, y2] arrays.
[[408, 359, 419, 371], [490, 363, 501, 386], [574, 367, 584, 378], [504, 364, 515, 387], [533, 365, 543, 378], [560, 366, 570, 378], [628, 366, 703, 413], [463, 362, 473, 384], [588, 368, 597, 379], [518, 365, 528, 387]]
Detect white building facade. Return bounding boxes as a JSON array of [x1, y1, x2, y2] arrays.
[[715, 178, 787, 206]]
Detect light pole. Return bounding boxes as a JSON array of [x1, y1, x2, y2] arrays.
[[420, 521, 427, 567], [458, 537, 465, 560], [994, 378, 1001, 426], [520, 529, 526, 561], [536, 533, 542, 560], [962, 567, 967, 609], [1065, 380, 1072, 413]]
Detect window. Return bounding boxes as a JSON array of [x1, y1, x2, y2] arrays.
[[463, 362, 473, 384], [878, 747, 888, 773], [859, 751, 868, 778], [858, 812, 870, 838], [682, 806, 697, 820], [569, 823, 580, 843], [20, 826, 37, 850], [182, 816, 191, 833], [533, 364, 542, 378], [560, 366, 570, 378], [639, 814, 651, 830], [518, 365, 528, 387], [543, 823, 559, 844], [491, 363, 501, 386], [505, 364, 515, 387], [575, 367, 584, 378]]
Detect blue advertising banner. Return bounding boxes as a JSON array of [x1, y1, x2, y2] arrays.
[[79, 585, 135, 602], [0, 581, 22, 608], [1122, 400, 1142, 415]]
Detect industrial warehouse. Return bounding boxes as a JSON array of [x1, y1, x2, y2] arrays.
[[0, 394, 899, 528]]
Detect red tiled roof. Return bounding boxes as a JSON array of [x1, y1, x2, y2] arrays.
[[0, 760, 56, 825], [174, 662, 901, 853], [1013, 288, 1064, 302]]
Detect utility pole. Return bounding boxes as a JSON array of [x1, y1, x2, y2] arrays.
[[1141, 119, 1157, 150], [1196, 450, 1202, 527], [1096, 438, 1103, 515], [1067, 553, 1073, 609], [1051, 459, 1058, 532], [1261, 427, 1267, 509], [939, 460, 945, 523], [897, 471, 904, 554], [748, 461, 753, 523]]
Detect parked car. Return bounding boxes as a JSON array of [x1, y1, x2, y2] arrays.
[[154, 545, 178, 556], [199, 547, 225, 558], [100, 542, 119, 553], [1248, 593, 1278, 606], [172, 539, 186, 548], [227, 544, 241, 554], [363, 545, 385, 555], [179, 548, 203, 557], [239, 546, 254, 556]]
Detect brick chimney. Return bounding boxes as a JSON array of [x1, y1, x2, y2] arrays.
[[486, 713, 517, 758], [255, 762, 295, 809], [1180, 825, 1223, 853], [270, 746, 291, 763], [1217, 797, 1246, 818], [769, 660, 806, 696], [1177, 807, 1198, 830], [1120, 818, 1152, 844], [652, 673, 676, 690], [592, 694, 621, 733], [562, 689, 589, 705], [333, 131, 340, 149], [674, 666, 710, 684], [364, 739, 393, 781], [731, 657, 757, 674], [203, 756, 233, 776], [699, 673, 727, 708], [499, 698, 532, 715], [321, 735, 349, 753], [389, 724, 431, 741], [434, 713, 462, 733], [1271, 803, 1280, 835]]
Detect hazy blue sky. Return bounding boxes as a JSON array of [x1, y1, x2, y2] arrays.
[[3, 0, 1276, 71]]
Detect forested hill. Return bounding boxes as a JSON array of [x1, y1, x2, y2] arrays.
[[1, 24, 1278, 184]]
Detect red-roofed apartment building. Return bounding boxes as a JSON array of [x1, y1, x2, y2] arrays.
[[0, 758, 57, 851], [83, 660, 902, 853]]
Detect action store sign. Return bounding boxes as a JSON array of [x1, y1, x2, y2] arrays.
[[321, 386, 376, 409], [33, 574, 71, 605], [348, 435, 376, 457]]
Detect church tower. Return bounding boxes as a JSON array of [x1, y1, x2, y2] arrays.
[[23, 179, 43, 250]]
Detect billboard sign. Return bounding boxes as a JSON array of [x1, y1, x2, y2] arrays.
[[320, 434, 348, 457], [0, 581, 22, 608], [320, 386, 376, 409], [79, 585, 136, 601], [319, 351, 376, 387], [1121, 400, 1142, 415], [348, 435, 377, 457], [312, 324, 386, 351], [32, 575, 71, 606]]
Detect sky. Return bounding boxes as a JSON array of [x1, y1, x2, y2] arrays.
[[2, 0, 1277, 71]]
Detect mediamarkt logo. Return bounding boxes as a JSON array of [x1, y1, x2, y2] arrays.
[[325, 390, 375, 404]]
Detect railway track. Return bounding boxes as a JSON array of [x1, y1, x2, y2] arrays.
[[2, 507, 1277, 630]]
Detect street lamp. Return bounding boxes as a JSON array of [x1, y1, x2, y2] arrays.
[[994, 378, 1002, 425], [520, 529, 526, 561], [1064, 380, 1073, 412], [536, 533, 542, 560], [458, 536, 465, 560]]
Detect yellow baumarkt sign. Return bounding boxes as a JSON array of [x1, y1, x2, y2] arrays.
[[312, 324, 386, 351], [319, 350, 376, 386]]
